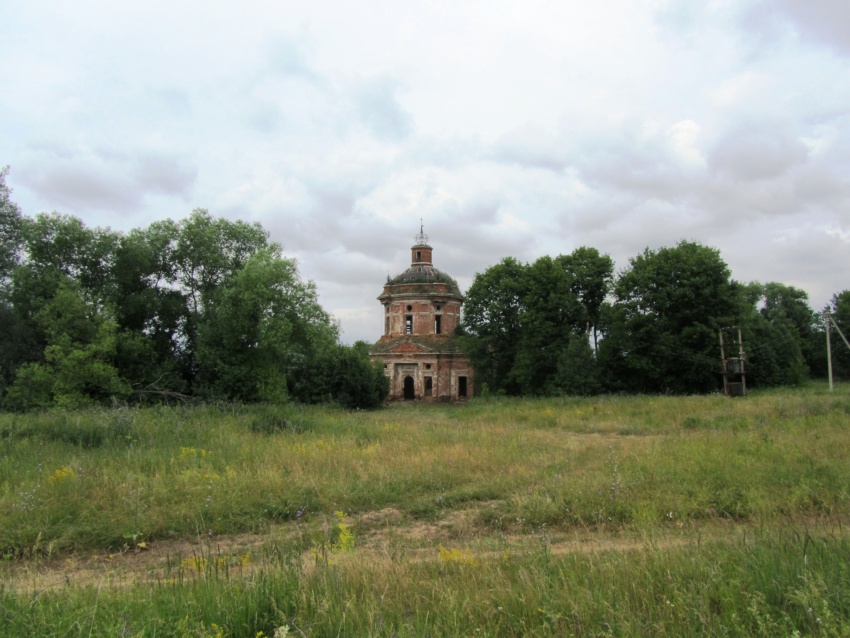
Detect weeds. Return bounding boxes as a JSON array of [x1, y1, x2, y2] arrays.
[[1, 384, 850, 634]]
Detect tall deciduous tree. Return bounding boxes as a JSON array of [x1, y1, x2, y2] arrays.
[[599, 240, 743, 394], [511, 255, 584, 395], [0, 168, 30, 403], [0, 167, 23, 294], [462, 248, 613, 396], [109, 221, 187, 395], [554, 247, 614, 350], [461, 257, 526, 395], [0, 194, 389, 409], [195, 248, 337, 403], [742, 282, 815, 387]]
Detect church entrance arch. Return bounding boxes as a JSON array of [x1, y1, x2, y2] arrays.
[[403, 376, 415, 400]]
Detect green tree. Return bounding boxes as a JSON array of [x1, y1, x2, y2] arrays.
[[290, 343, 389, 408], [554, 247, 614, 351], [0, 201, 388, 410], [173, 209, 269, 315], [552, 331, 602, 395], [5, 279, 130, 409], [109, 221, 188, 396], [511, 255, 584, 395], [822, 290, 850, 380], [599, 241, 743, 394], [172, 209, 271, 388], [3, 213, 121, 405], [0, 166, 24, 294], [461, 257, 527, 395], [195, 248, 337, 403], [741, 282, 815, 387], [21, 212, 119, 294], [463, 248, 614, 396], [0, 168, 32, 406]]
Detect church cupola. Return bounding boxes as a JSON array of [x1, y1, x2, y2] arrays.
[[412, 225, 433, 266]]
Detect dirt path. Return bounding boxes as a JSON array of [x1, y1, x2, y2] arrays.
[[1, 506, 834, 594]]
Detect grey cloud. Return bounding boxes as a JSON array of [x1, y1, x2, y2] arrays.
[[491, 127, 571, 172], [22, 164, 140, 213], [745, 0, 850, 56], [19, 148, 196, 215], [246, 103, 281, 133], [722, 221, 850, 309], [267, 38, 317, 80], [572, 128, 698, 202], [254, 41, 413, 143], [353, 78, 412, 142], [653, 3, 711, 32], [305, 253, 389, 289], [794, 164, 850, 210], [707, 120, 809, 181], [135, 154, 197, 197], [151, 86, 193, 117], [312, 188, 357, 221]]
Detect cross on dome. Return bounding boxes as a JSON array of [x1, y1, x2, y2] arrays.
[[414, 219, 429, 246]]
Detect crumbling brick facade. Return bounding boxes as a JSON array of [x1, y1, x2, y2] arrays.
[[369, 230, 474, 401]]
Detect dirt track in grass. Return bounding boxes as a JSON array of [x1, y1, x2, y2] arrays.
[[4, 504, 838, 594]]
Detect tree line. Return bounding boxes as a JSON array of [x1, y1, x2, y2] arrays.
[[0, 167, 388, 410], [3, 164, 847, 407], [461, 243, 850, 395]]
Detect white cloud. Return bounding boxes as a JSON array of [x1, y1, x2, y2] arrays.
[[1, 0, 848, 341]]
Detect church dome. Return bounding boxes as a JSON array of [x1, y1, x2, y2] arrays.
[[387, 264, 462, 296], [379, 226, 463, 300]]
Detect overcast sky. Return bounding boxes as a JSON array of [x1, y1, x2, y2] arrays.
[[1, 0, 848, 343]]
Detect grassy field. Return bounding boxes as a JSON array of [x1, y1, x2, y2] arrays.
[[2, 384, 850, 636]]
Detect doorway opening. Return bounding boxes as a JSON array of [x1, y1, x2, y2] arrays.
[[403, 376, 415, 400], [458, 376, 467, 398]]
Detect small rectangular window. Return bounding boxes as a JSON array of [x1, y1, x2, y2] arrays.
[[405, 315, 413, 334], [435, 315, 442, 334]]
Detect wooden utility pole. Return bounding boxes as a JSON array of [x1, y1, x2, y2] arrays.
[[825, 312, 850, 392], [826, 313, 833, 392]]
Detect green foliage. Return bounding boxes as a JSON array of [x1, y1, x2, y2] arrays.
[[462, 256, 526, 394], [0, 408, 138, 447], [552, 332, 602, 395], [0, 166, 23, 294], [0, 193, 386, 410], [249, 404, 311, 434], [195, 248, 336, 403], [289, 343, 389, 409], [825, 290, 850, 380], [742, 282, 816, 387], [599, 240, 742, 393], [466, 241, 824, 397], [462, 248, 613, 396], [5, 280, 130, 409]]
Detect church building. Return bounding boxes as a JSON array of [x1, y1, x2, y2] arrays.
[[370, 228, 474, 401]]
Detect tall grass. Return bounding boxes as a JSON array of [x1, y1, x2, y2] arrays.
[[1, 385, 849, 556], [2, 384, 850, 635], [2, 528, 849, 636]]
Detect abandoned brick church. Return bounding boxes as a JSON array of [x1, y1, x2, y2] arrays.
[[369, 228, 474, 401]]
